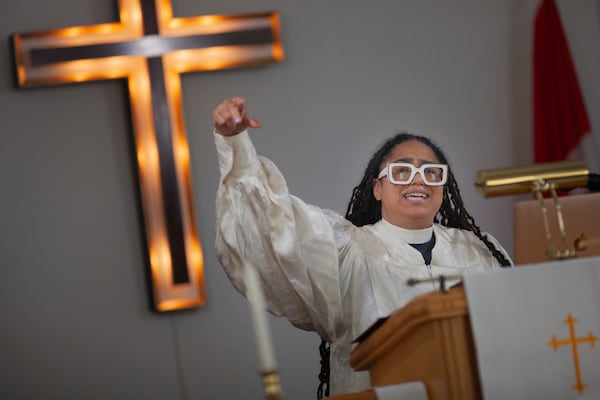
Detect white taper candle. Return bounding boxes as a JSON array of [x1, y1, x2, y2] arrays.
[[243, 259, 278, 372]]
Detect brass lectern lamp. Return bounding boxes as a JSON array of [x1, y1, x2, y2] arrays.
[[474, 160, 600, 261]]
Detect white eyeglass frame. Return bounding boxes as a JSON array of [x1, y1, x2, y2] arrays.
[[377, 162, 448, 186]]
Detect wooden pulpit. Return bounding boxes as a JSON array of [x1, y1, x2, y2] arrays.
[[327, 286, 480, 400]]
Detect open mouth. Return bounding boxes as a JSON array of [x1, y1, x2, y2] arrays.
[[403, 192, 428, 200]]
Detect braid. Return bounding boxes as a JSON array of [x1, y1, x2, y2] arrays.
[[346, 132, 512, 267], [436, 169, 512, 266], [345, 137, 397, 226]]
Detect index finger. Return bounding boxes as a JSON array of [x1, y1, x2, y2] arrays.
[[230, 96, 247, 122]]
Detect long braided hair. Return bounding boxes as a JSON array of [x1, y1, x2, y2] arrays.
[[346, 132, 512, 266], [317, 132, 511, 399]]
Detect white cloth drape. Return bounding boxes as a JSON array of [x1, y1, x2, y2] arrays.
[[375, 381, 429, 400]]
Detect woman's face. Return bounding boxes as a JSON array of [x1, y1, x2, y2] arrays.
[[372, 140, 445, 229]]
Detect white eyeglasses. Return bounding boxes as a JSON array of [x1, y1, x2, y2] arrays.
[[378, 162, 448, 186]]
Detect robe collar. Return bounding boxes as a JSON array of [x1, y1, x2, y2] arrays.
[[377, 218, 433, 245]]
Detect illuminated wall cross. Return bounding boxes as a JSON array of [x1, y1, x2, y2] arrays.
[[547, 313, 598, 394], [12, 0, 283, 311]]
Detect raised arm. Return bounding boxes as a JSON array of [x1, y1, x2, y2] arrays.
[[212, 97, 344, 340]]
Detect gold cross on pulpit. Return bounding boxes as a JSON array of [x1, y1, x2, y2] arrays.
[[12, 0, 284, 312], [548, 313, 598, 394]]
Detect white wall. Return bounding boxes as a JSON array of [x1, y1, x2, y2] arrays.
[[0, 1, 597, 399]]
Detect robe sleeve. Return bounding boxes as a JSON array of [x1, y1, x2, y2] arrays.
[[214, 130, 344, 340]]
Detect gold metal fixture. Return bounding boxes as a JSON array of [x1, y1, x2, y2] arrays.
[[474, 160, 598, 261], [261, 370, 283, 400]]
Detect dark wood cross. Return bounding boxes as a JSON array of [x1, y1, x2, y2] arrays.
[[12, 0, 284, 311]]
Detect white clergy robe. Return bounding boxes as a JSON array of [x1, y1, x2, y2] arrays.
[[214, 130, 511, 395]]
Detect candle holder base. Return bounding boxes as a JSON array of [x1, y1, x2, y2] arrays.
[[262, 370, 283, 400]]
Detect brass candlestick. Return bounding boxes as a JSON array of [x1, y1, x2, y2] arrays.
[[262, 370, 283, 400]]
